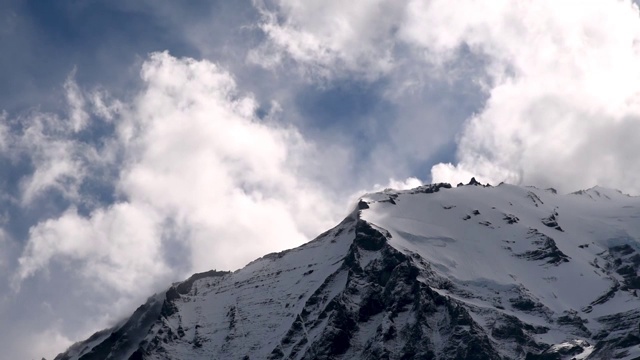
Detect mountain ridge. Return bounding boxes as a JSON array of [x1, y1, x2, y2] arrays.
[[54, 181, 640, 360]]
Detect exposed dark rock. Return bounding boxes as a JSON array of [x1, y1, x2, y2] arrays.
[[611, 244, 635, 256], [468, 177, 481, 186], [161, 287, 180, 318], [515, 230, 570, 265], [491, 319, 529, 344], [510, 296, 542, 311], [527, 191, 544, 207], [128, 349, 145, 360], [589, 280, 620, 307], [354, 220, 389, 251], [503, 214, 519, 224], [410, 182, 452, 194], [272, 220, 507, 360], [524, 353, 561, 360], [357, 200, 370, 210], [603, 244, 640, 290], [541, 213, 564, 232], [383, 197, 397, 205], [557, 311, 590, 336]]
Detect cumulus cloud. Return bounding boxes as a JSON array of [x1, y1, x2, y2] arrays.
[[252, 0, 485, 185], [124, 53, 342, 269], [17, 204, 168, 293], [255, 0, 640, 194], [6, 48, 428, 358], [7, 52, 360, 357], [15, 51, 344, 309], [423, 0, 640, 193]]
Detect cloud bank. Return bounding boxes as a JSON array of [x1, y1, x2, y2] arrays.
[[17, 50, 348, 292], [256, 0, 640, 194], [7, 52, 346, 358]]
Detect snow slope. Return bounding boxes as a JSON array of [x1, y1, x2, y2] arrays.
[[362, 182, 640, 359], [55, 181, 640, 360]]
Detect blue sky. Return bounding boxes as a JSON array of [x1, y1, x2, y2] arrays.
[[2, 1, 640, 358]]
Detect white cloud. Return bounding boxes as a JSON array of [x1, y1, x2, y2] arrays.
[[15, 51, 343, 306], [0, 228, 8, 272], [119, 52, 341, 270], [4, 43, 449, 358], [11, 52, 349, 357], [422, 0, 640, 193], [0, 112, 8, 152], [16, 204, 168, 294], [255, 0, 640, 194], [20, 325, 73, 360], [88, 89, 125, 121], [347, 177, 423, 210], [250, 0, 403, 79], [64, 70, 90, 132], [385, 177, 423, 191], [16, 113, 92, 205], [251, 0, 483, 185], [430, 163, 494, 187], [1, 76, 109, 206]]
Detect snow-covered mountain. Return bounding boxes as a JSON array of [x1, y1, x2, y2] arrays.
[[54, 181, 640, 360]]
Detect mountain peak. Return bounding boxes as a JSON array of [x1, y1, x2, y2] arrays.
[[571, 185, 631, 200], [56, 182, 640, 360], [467, 176, 481, 186]]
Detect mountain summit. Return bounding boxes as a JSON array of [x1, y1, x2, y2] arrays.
[[55, 182, 640, 360]]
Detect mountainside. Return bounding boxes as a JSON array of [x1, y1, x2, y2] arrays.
[[55, 181, 640, 360]]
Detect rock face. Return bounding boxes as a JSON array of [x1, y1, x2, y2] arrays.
[[56, 183, 640, 360]]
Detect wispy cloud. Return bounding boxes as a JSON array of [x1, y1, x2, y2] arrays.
[[10, 52, 347, 356], [254, 0, 640, 193]]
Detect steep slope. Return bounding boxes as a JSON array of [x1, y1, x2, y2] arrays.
[[55, 182, 640, 360]]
